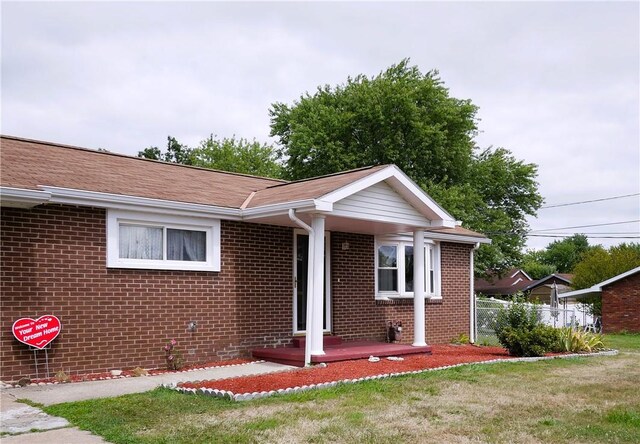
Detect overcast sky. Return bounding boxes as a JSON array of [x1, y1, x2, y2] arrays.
[[3, 1, 639, 251]]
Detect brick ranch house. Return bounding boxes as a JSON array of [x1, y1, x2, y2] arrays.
[[0, 135, 489, 381], [559, 266, 640, 333]]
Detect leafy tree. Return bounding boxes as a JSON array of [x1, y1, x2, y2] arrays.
[[270, 59, 477, 184], [191, 135, 282, 178], [138, 135, 282, 178], [572, 243, 640, 317], [521, 249, 557, 280], [542, 234, 591, 273], [270, 59, 543, 273], [572, 243, 640, 289], [138, 136, 193, 165]]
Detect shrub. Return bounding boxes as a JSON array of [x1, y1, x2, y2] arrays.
[[494, 297, 561, 357], [558, 327, 605, 353], [450, 333, 470, 344]]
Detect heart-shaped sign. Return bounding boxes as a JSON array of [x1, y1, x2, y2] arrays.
[[12, 315, 62, 349]]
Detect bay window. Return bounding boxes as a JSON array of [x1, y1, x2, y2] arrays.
[[375, 237, 440, 299], [107, 210, 220, 271]]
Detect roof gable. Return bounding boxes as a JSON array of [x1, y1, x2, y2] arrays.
[[475, 268, 534, 295], [332, 181, 427, 226], [522, 273, 573, 292]]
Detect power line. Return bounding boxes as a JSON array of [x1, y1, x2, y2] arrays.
[[527, 234, 640, 239], [540, 193, 640, 209], [529, 220, 640, 232], [536, 231, 640, 235]]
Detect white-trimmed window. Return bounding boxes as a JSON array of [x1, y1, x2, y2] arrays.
[[375, 237, 440, 299], [107, 210, 220, 271], [377, 244, 399, 292]]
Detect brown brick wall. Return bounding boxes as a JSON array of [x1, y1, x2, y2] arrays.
[[602, 273, 640, 333], [330, 233, 473, 344], [1, 204, 475, 382], [1, 205, 293, 381]]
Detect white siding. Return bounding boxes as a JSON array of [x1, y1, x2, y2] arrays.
[[332, 181, 429, 226]]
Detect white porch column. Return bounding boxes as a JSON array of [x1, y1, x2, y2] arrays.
[[413, 229, 427, 346], [310, 215, 326, 356]]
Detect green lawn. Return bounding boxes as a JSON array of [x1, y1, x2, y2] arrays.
[[43, 333, 640, 443]]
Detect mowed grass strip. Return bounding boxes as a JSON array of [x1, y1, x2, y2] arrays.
[[45, 333, 640, 444]]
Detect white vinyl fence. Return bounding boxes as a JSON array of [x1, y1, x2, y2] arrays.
[[474, 297, 596, 346]]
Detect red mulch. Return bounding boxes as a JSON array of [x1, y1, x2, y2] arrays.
[[180, 345, 511, 394], [31, 358, 254, 384]]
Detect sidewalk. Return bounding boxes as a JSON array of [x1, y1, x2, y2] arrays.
[[0, 361, 294, 443]]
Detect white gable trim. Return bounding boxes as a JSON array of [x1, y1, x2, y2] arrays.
[[331, 181, 433, 227], [319, 165, 456, 227], [558, 266, 640, 299]]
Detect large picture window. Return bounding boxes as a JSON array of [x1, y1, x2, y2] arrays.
[[107, 210, 220, 271], [375, 238, 440, 299]]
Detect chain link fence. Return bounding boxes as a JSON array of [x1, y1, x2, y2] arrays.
[[474, 298, 583, 346]]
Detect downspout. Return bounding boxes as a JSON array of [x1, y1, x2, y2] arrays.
[[470, 243, 480, 343], [288, 209, 314, 366]]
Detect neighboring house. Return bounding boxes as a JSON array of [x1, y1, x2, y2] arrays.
[[559, 267, 640, 333], [475, 269, 533, 299], [0, 135, 489, 381], [522, 273, 573, 304]]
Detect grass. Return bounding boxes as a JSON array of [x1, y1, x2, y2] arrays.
[[43, 333, 640, 443]]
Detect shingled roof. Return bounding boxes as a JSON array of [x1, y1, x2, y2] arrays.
[[0, 135, 283, 208], [1, 135, 488, 240]]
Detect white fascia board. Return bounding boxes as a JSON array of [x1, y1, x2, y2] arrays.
[[0, 186, 52, 208], [596, 266, 640, 288], [557, 288, 601, 299], [320, 165, 457, 227], [561, 266, 640, 299], [241, 199, 330, 220], [423, 231, 492, 245], [39, 186, 242, 219], [379, 231, 490, 245]]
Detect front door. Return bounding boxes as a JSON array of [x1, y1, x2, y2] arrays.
[[293, 231, 331, 333]]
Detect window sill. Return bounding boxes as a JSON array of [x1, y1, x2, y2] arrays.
[[375, 294, 440, 301], [107, 260, 219, 272]]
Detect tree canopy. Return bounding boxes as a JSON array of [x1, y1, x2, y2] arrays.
[[270, 59, 543, 273], [571, 243, 640, 317], [138, 135, 282, 179], [572, 243, 640, 290], [138, 136, 194, 165]]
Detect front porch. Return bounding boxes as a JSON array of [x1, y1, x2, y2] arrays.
[[252, 336, 432, 367]]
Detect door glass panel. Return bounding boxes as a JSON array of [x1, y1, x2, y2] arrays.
[[296, 234, 308, 331], [295, 233, 328, 332]]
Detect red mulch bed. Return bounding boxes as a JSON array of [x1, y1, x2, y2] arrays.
[[180, 345, 511, 394], [30, 358, 255, 384]]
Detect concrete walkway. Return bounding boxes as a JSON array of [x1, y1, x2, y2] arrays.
[[0, 361, 294, 443]]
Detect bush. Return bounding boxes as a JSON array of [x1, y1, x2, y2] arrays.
[[558, 327, 605, 353], [494, 297, 561, 357]]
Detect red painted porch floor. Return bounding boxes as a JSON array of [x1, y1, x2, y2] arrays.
[[252, 340, 432, 367]]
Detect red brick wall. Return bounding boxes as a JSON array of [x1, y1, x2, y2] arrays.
[[602, 272, 640, 333], [1, 205, 293, 381], [330, 233, 473, 344], [1, 204, 475, 382]]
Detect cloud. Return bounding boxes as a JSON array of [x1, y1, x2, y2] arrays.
[[2, 1, 638, 251]]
